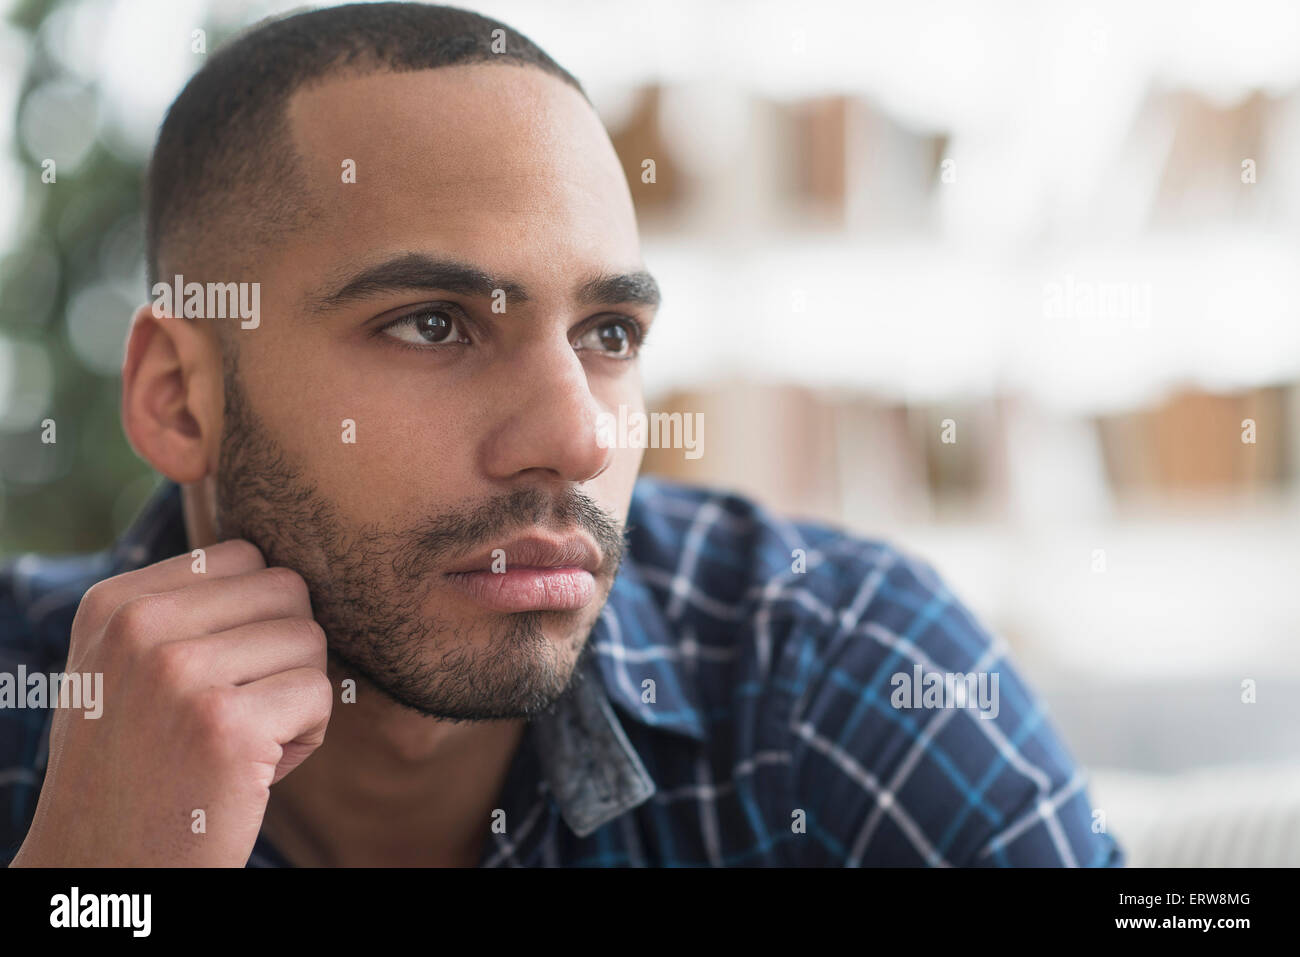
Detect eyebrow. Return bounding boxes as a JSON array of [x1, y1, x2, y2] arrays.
[[576, 271, 661, 309], [308, 251, 660, 313], [309, 253, 525, 311]]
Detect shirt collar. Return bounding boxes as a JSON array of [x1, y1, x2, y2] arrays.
[[112, 479, 706, 839], [534, 550, 708, 837], [111, 479, 189, 573]]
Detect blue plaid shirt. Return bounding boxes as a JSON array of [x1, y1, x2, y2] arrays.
[[1, 476, 1123, 867]]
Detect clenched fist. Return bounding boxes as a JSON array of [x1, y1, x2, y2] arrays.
[[10, 539, 332, 867]]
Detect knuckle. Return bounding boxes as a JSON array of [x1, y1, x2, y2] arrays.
[[289, 617, 327, 649], [105, 595, 167, 649], [218, 538, 265, 569], [146, 640, 200, 687], [190, 687, 243, 745], [306, 669, 335, 711], [77, 579, 124, 628], [266, 566, 310, 604]]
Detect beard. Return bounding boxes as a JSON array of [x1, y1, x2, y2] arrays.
[[214, 364, 626, 723]]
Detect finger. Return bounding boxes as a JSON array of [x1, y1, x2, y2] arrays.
[[94, 566, 315, 659], [77, 539, 266, 628], [169, 617, 328, 688], [153, 566, 315, 636], [235, 667, 334, 781], [109, 566, 314, 650]]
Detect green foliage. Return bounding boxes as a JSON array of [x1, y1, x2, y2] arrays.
[[1, 0, 163, 556]]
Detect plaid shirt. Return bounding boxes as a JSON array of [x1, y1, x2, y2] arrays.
[[0, 477, 1123, 867]]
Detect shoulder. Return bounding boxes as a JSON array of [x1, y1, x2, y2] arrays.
[[0, 550, 109, 665], [626, 475, 902, 608], [625, 477, 1123, 867], [0, 550, 109, 864], [625, 475, 945, 650]]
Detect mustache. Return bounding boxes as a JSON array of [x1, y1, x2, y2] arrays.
[[388, 485, 626, 581]]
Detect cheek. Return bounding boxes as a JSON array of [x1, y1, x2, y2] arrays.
[[248, 348, 480, 521], [332, 409, 481, 522]]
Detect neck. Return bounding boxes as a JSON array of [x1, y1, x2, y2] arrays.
[[260, 657, 528, 867]]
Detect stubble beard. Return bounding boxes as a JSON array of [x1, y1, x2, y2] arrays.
[[213, 362, 625, 723]]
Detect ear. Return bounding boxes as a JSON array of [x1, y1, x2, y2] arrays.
[[121, 302, 224, 483]]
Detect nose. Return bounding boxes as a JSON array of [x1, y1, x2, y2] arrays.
[[479, 340, 614, 486]]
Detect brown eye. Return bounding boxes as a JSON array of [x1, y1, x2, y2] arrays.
[[597, 324, 628, 353], [382, 305, 470, 347], [575, 319, 638, 358], [415, 309, 454, 342]]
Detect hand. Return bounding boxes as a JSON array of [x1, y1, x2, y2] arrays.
[[9, 539, 332, 867]]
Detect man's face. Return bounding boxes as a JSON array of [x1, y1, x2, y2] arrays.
[[213, 65, 653, 721]]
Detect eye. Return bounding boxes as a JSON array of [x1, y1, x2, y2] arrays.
[[574, 317, 643, 358], [381, 304, 471, 347]]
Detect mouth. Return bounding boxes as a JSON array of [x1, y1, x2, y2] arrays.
[[442, 534, 601, 613]]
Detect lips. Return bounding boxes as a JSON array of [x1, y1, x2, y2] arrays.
[[444, 535, 601, 576], [442, 534, 601, 612]]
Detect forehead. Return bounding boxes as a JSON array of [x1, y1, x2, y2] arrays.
[[281, 64, 641, 295]]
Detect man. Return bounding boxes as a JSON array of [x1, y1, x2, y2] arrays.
[[1, 3, 1122, 867]]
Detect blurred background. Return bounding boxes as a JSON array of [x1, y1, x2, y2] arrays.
[[2, 0, 1299, 865]]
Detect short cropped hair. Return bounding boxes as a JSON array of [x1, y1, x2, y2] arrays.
[[145, 2, 585, 289]]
